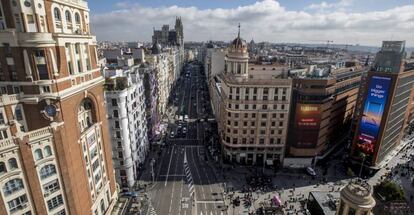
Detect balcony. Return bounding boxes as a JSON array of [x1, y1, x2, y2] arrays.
[[27, 126, 53, 143], [0, 94, 20, 106], [0, 139, 17, 152], [17, 32, 54, 46]]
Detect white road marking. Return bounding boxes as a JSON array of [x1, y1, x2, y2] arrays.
[[165, 145, 175, 187], [195, 200, 225, 204]]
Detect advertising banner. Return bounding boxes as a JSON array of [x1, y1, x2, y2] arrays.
[[356, 76, 391, 154], [296, 104, 321, 129], [294, 104, 321, 148]]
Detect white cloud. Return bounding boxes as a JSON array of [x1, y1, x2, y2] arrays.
[[90, 0, 414, 46]]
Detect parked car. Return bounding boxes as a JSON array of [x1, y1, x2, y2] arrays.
[[184, 115, 189, 121], [170, 131, 175, 138], [306, 167, 317, 176]]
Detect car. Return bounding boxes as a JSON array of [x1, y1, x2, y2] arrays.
[[183, 127, 187, 134], [179, 115, 184, 122], [306, 167, 317, 176], [170, 131, 175, 138], [184, 115, 189, 121]]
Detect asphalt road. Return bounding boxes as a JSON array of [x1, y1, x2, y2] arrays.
[[147, 63, 226, 215]]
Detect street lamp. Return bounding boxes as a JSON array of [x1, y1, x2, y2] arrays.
[[358, 152, 366, 178]]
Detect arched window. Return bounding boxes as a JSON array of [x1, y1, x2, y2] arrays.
[[65, 11, 71, 23], [40, 164, 56, 180], [78, 99, 95, 132], [44, 146, 52, 157], [8, 158, 18, 170], [75, 13, 81, 24], [34, 149, 43, 160], [3, 178, 24, 196], [0, 162, 6, 174], [54, 8, 61, 21], [237, 64, 242, 74]]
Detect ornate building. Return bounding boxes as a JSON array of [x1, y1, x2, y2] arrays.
[[337, 179, 376, 215], [210, 28, 292, 166], [0, 0, 117, 214]]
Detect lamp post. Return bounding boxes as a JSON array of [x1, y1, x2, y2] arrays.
[[358, 153, 366, 178]]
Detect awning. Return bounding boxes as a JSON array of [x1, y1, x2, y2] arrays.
[[266, 160, 273, 165]]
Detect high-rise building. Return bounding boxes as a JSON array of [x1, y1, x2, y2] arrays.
[[350, 41, 414, 169], [210, 29, 292, 166], [286, 64, 364, 163], [0, 1, 117, 214], [104, 67, 149, 190]]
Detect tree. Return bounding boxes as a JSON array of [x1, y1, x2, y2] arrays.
[[374, 180, 406, 202]]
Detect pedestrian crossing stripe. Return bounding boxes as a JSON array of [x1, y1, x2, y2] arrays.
[[148, 201, 157, 215]]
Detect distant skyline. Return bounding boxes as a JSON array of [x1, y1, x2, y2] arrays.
[[89, 0, 414, 46]]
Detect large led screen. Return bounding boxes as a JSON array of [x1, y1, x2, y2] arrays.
[[356, 76, 391, 154]]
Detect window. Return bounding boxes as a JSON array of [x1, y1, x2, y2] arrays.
[[100, 199, 105, 214], [15, 107, 23, 121], [44, 146, 52, 157], [0, 130, 8, 140], [8, 194, 28, 213], [111, 99, 117, 106], [8, 158, 18, 170], [3, 178, 24, 196], [54, 8, 61, 21], [65, 11, 71, 23], [47, 194, 64, 211], [259, 138, 265, 144], [0, 162, 6, 174], [34, 149, 43, 160], [54, 209, 66, 215], [75, 13, 81, 24], [43, 179, 60, 195], [40, 164, 57, 180], [115, 121, 120, 129], [262, 113, 267, 118], [0, 111, 5, 124], [113, 110, 118, 117], [279, 121, 283, 127]]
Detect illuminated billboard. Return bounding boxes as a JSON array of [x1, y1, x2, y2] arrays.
[[296, 104, 321, 129], [356, 76, 391, 154], [294, 104, 321, 148]]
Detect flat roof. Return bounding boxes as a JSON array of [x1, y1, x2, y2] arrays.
[[309, 191, 340, 215]]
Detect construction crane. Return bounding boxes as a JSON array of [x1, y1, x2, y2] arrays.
[[309, 40, 334, 48]]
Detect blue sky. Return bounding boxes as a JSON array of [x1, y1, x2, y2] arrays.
[[89, 0, 414, 45], [88, 0, 414, 13]]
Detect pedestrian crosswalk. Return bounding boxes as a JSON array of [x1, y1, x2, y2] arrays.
[[148, 201, 157, 215], [184, 152, 195, 197]]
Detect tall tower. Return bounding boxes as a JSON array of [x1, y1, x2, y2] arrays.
[[225, 24, 249, 80], [0, 1, 116, 215], [350, 41, 414, 169], [174, 17, 183, 47]]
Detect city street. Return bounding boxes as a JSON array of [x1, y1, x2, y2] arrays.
[[140, 62, 226, 215]]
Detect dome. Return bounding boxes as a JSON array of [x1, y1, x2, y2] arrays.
[[231, 36, 247, 50], [151, 42, 162, 54]]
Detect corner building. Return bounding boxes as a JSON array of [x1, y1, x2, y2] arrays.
[[351, 41, 414, 169], [0, 1, 116, 215], [210, 31, 292, 166]]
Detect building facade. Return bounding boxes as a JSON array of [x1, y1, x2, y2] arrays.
[[210, 31, 292, 166], [286, 64, 363, 160], [0, 0, 117, 214], [350, 41, 414, 169], [104, 67, 149, 190]]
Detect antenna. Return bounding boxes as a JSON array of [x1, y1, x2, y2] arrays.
[[238, 23, 241, 38]]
